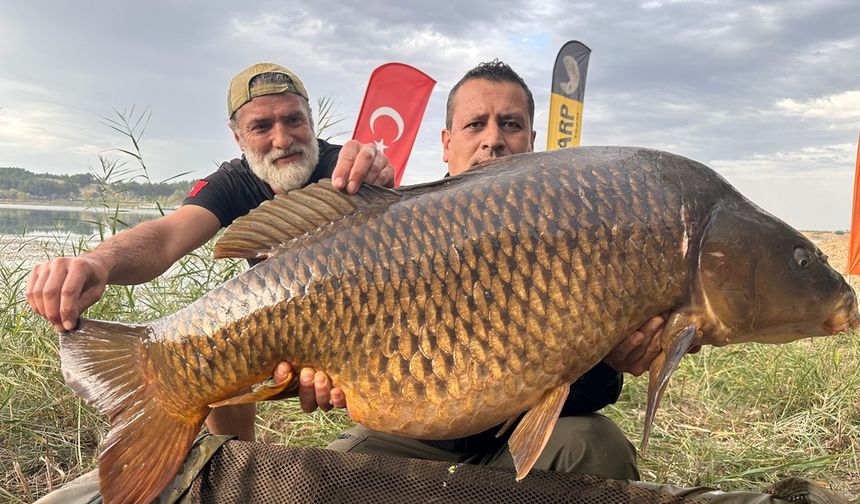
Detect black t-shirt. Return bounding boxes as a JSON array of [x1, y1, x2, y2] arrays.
[[182, 138, 341, 227]]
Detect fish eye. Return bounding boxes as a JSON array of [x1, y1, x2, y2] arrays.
[[793, 246, 812, 269]]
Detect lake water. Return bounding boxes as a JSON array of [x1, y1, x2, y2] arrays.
[[0, 203, 170, 239]]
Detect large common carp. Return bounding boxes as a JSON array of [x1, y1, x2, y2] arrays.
[[60, 146, 859, 504]]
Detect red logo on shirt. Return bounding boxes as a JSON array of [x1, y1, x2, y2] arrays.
[[187, 180, 208, 198]]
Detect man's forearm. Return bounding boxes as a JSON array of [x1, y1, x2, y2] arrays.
[[84, 220, 181, 285]]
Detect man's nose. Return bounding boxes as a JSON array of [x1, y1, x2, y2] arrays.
[[271, 123, 293, 150], [480, 124, 505, 151]]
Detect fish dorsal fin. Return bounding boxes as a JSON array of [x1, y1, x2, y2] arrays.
[[508, 383, 570, 480], [214, 180, 401, 260]]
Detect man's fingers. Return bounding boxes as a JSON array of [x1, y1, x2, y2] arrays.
[[297, 368, 336, 413], [274, 362, 293, 384], [330, 141, 360, 190], [298, 368, 317, 413], [630, 329, 665, 376], [58, 264, 99, 331], [330, 387, 347, 409], [331, 140, 385, 194], [41, 261, 73, 331], [607, 331, 643, 364], [314, 370, 333, 412], [378, 166, 395, 187], [346, 146, 377, 193], [603, 312, 670, 375], [331, 140, 377, 193], [364, 152, 395, 188], [25, 264, 48, 320], [641, 314, 666, 337]]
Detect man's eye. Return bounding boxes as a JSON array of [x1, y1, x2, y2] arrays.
[[252, 124, 270, 132], [466, 122, 483, 129], [503, 121, 522, 129]]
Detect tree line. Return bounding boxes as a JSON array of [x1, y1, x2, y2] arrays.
[[0, 166, 192, 205]]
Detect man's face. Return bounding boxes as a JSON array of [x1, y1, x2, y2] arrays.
[[442, 78, 536, 175], [232, 92, 319, 193]]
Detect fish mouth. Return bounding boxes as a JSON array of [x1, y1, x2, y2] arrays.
[[822, 295, 860, 335]]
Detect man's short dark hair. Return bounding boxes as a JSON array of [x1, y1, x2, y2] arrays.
[[445, 59, 535, 130]]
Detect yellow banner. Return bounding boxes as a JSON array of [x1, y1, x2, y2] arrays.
[[546, 93, 584, 149], [546, 40, 590, 150]]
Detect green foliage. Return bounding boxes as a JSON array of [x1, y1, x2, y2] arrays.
[[0, 237, 245, 502], [605, 340, 860, 495], [315, 95, 349, 142], [0, 165, 190, 206], [0, 167, 91, 199]]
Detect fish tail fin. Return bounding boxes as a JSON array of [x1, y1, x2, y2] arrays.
[[61, 319, 207, 504]]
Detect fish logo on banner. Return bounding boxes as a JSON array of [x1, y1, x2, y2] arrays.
[[352, 63, 436, 186], [547, 41, 591, 150]]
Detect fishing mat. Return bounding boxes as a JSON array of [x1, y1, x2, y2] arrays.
[[181, 439, 709, 504]]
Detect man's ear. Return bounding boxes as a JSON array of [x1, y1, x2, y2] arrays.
[[232, 127, 244, 152], [441, 128, 451, 163], [529, 130, 536, 152]]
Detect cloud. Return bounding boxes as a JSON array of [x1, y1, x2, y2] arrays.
[[711, 143, 856, 180], [777, 90, 860, 120], [2, 0, 860, 229]]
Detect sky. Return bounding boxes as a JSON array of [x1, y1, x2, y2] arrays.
[[1, 0, 859, 230]]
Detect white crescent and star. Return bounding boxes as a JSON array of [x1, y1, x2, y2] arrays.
[[369, 106, 404, 154]]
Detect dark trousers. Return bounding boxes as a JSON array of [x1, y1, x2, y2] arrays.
[[327, 414, 640, 481]]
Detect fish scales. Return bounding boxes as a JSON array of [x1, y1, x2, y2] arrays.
[[147, 148, 691, 434], [61, 147, 859, 504]]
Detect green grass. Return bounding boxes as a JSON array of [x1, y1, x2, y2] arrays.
[[605, 338, 860, 496], [0, 236, 246, 502]]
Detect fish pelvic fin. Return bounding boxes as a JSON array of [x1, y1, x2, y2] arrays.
[[508, 383, 570, 481], [642, 316, 700, 452], [209, 370, 295, 407], [60, 319, 207, 504]]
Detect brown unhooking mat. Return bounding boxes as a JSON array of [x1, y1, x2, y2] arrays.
[[179, 439, 708, 504]]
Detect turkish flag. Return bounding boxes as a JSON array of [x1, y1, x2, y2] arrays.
[[352, 63, 435, 186]]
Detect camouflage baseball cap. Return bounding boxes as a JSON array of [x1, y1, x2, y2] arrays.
[[227, 63, 309, 118]]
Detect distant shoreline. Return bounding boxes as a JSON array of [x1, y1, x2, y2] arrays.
[[0, 201, 176, 214]]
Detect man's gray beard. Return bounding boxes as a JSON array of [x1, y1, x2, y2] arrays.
[[244, 139, 320, 193]]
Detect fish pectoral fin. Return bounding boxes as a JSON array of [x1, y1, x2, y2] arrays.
[[642, 321, 699, 452], [209, 371, 296, 407], [507, 383, 570, 481]]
